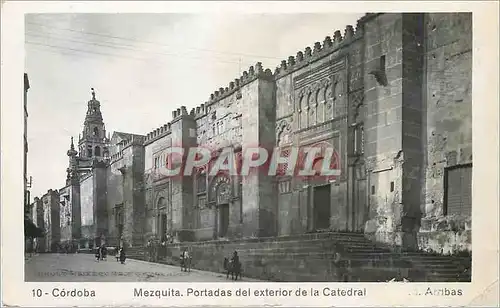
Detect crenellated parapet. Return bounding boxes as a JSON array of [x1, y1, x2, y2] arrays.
[[172, 106, 190, 119], [205, 62, 273, 107], [110, 151, 123, 162], [274, 19, 366, 80], [193, 103, 207, 119], [144, 121, 173, 145], [109, 134, 146, 162], [138, 15, 381, 148]]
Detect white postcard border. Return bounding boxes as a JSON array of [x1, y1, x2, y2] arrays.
[[1, 1, 499, 307]]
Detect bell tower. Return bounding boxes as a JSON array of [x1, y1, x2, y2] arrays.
[[78, 88, 110, 160]]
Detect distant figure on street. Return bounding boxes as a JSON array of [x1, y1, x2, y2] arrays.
[[101, 245, 107, 261], [146, 239, 153, 262], [95, 246, 101, 262], [119, 246, 126, 264], [180, 248, 191, 272], [332, 244, 349, 282], [115, 246, 120, 262]]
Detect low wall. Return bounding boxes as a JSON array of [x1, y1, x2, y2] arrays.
[[128, 231, 471, 282], [156, 232, 409, 282], [417, 230, 471, 254], [167, 234, 340, 281], [364, 215, 472, 254], [419, 215, 472, 254]]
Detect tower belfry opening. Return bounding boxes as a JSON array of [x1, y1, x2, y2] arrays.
[[76, 88, 110, 161]]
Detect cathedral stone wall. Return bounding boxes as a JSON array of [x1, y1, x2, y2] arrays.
[[144, 132, 173, 240], [80, 174, 94, 244], [273, 23, 362, 236], [360, 13, 472, 253], [362, 13, 407, 247], [93, 164, 108, 243], [240, 77, 275, 238], [48, 13, 472, 256], [130, 143, 146, 245], [59, 187, 72, 243], [38, 190, 60, 252], [419, 13, 472, 253], [108, 142, 146, 246], [106, 159, 124, 244]]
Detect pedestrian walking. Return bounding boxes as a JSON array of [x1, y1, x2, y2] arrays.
[[95, 246, 101, 262], [332, 244, 349, 282], [146, 239, 152, 262], [180, 248, 191, 272], [119, 246, 126, 264]]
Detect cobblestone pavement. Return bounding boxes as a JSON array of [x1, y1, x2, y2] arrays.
[[25, 253, 261, 282]]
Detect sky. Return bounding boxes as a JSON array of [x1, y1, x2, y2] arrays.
[[25, 13, 364, 198]]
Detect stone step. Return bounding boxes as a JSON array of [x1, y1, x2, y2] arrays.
[[426, 275, 471, 282], [349, 267, 410, 282], [154, 255, 469, 283], [239, 251, 400, 263], [185, 239, 374, 252], [351, 254, 466, 268], [400, 255, 471, 262], [233, 245, 387, 255], [178, 232, 370, 247]]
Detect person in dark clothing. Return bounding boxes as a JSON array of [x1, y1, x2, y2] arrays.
[[228, 251, 241, 280], [332, 244, 349, 282], [231, 251, 239, 266], [95, 246, 101, 262], [101, 245, 107, 261], [119, 246, 126, 264]]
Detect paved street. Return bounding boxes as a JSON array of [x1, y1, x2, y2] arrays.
[[25, 253, 261, 282]]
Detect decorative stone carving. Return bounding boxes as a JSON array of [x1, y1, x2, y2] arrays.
[[334, 30, 342, 42], [313, 42, 322, 54], [323, 36, 333, 49], [209, 174, 231, 204], [349, 90, 364, 123], [344, 25, 354, 40], [304, 47, 312, 58], [277, 119, 292, 146], [296, 51, 304, 62]]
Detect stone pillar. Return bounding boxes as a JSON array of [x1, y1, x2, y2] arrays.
[[240, 77, 277, 238], [93, 162, 108, 244], [70, 180, 81, 242], [131, 144, 146, 246], [362, 13, 425, 250], [169, 108, 197, 242]]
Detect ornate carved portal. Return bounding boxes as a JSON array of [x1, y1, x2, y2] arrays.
[[209, 174, 231, 238], [155, 193, 171, 241]]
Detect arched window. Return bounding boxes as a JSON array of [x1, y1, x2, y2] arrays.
[[87, 146, 92, 157], [312, 157, 324, 176], [103, 147, 109, 157], [197, 170, 207, 194], [216, 182, 231, 204], [93, 127, 99, 136], [157, 197, 165, 209], [95, 146, 101, 157]]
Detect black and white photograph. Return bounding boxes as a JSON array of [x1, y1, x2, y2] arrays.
[[22, 11, 474, 283], [2, 1, 499, 307]]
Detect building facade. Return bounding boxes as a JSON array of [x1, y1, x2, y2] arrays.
[[30, 189, 60, 252], [24, 73, 30, 214], [34, 13, 472, 255]]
